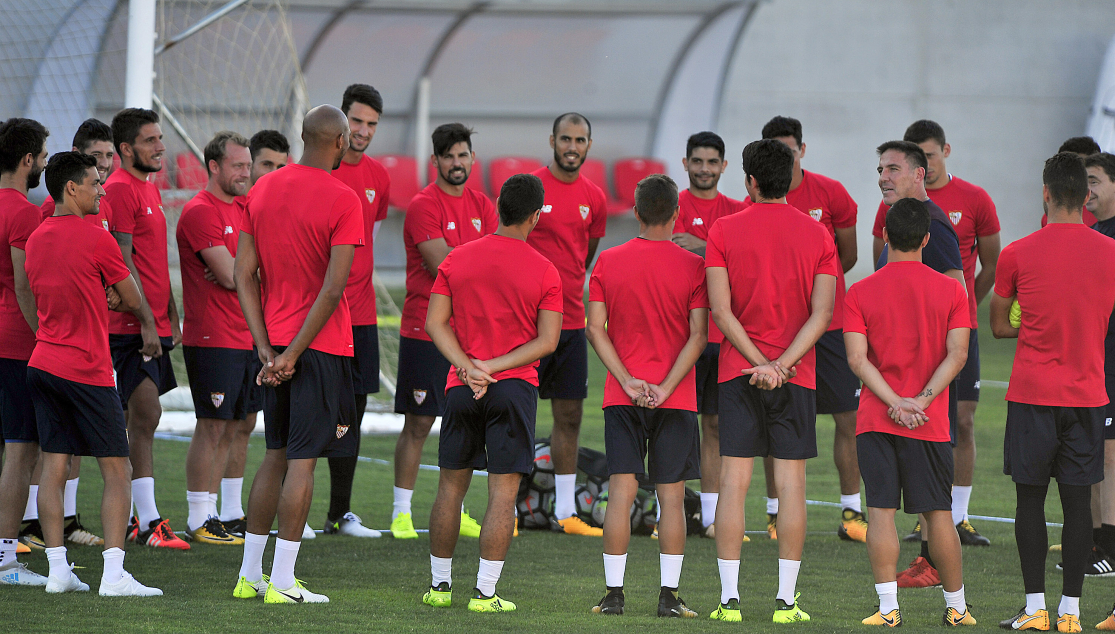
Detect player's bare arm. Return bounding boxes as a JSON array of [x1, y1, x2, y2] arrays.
[[774, 272, 837, 376], [199, 245, 235, 290], [234, 230, 276, 382], [989, 292, 1019, 339], [973, 232, 1001, 304], [167, 293, 182, 347], [913, 326, 969, 413], [586, 300, 651, 406], [112, 230, 161, 358], [707, 265, 777, 386], [481, 309, 562, 376], [416, 237, 451, 274], [647, 306, 708, 406], [835, 226, 858, 273], [11, 245, 36, 332], [844, 330, 925, 428], [943, 267, 965, 290], [110, 273, 143, 314], [671, 232, 705, 252], [585, 237, 601, 269]]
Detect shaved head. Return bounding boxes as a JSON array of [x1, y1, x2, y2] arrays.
[[301, 105, 349, 170]]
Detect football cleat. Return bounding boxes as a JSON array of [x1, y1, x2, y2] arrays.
[[468, 588, 516, 613], [99, 571, 163, 597], [64, 514, 104, 546], [1056, 613, 1081, 632], [710, 598, 742, 622], [1055, 547, 1115, 576], [999, 607, 1050, 630], [701, 523, 713, 539], [324, 512, 381, 538], [657, 587, 697, 618], [264, 580, 329, 604], [956, 520, 991, 546], [591, 587, 624, 615], [222, 517, 247, 539], [838, 509, 868, 543], [18, 520, 45, 550], [903, 521, 922, 543], [0, 561, 48, 586], [652, 524, 658, 540], [460, 511, 482, 538], [302, 523, 316, 540], [773, 592, 810, 623], [552, 515, 603, 536], [185, 518, 243, 545], [16, 541, 30, 554], [126, 516, 139, 543], [896, 556, 941, 588], [422, 582, 452, 607], [137, 518, 190, 549], [862, 608, 902, 627], [1096, 603, 1115, 630], [46, 564, 90, 594], [1049, 544, 1062, 552], [943, 604, 977, 626], [233, 574, 270, 599], [392, 512, 419, 539], [767, 513, 778, 540]]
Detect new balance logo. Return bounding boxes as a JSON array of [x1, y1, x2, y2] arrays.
[[447, 221, 456, 230], [855, 388, 862, 398], [1107, 418, 1112, 427], [541, 205, 552, 213], [693, 217, 704, 225], [224, 226, 234, 234]]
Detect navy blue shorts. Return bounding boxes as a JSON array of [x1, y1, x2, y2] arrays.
[[604, 406, 700, 483], [695, 343, 720, 415], [394, 336, 451, 417], [537, 328, 588, 401], [718, 377, 817, 460], [858, 431, 953, 514], [184, 346, 262, 420], [0, 357, 36, 442], [1106, 371, 1115, 440], [955, 330, 980, 402], [1003, 402, 1105, 487], [27, 367, 129, 457], [109, 334, 177, 408], [439, 380, 537, 475], [263, 347, 358, 460], [815, 330, 861, 415], [351, 324, 380, 396]]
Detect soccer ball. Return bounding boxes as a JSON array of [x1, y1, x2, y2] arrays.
[[632, 489, 658, 536], [532, 442, 555, 493], [591, 490, 645, 531], [575, 484, 595, 519], [516, 487, 555, 529], [515, 441, 558, 529]]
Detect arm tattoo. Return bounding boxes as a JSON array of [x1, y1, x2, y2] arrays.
[[917, 388, 933, 398]]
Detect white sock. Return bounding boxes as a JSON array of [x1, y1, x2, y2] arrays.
[[24, 485, 38, 521], [45, 546, 69, 579], [239, 532, 269, 582], [1026, 592, 1047, 614], [269, 538, 301, 591], [660, 553, 684, 589], [876, 581, 899, 613], [64, 478, 79, 517], [840, 493, 862, 514], [777, 558, 801, 604], [102, 547, 125, 585], [393, 486, 414, 521], [132, 477, 160, 528], [220, 478, 245, 521], [186, 491, 210, 532], [944, 585, 966, 613], [952, 485, 972, 525], [603, 553, 627, 588], [431, 555, 452, 587], [700, 492, 718, 528], [766, 496, 778, 515], [476, 558, 504, 597], [0, 539, 16, 568], [1059, 595, 1080, 617], [554, 474, 577, 520], [208, 492, 219, 520], [717, 558, 740, 604]]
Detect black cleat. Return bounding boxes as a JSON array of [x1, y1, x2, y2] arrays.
[[658, 586, 698, 618], [222, 516, 247, 538], [591, 587, 624, 615], [956, 520, 991, 546], [902, 521, 921, 543]]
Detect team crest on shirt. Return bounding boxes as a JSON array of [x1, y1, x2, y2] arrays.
[[471, 217, 481, 232], [808, 208, 823, 222], [210, 392, 225, 408], [693, 217, 704, 226], [541, 205, 552, 213], [336, 424, 350, 439], [101, 219, 109, 230], [949, 211, 962, 225], [413, 389, 427, 405], [447, 221, 456, 230], [579, 205, 590, 220], [365, 188, 376, 204]]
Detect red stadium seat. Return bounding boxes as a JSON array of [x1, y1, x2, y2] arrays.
[[375, 154, 421, 211], [613, 157, 667, 211], [175, 152, 208, 190], [426, 157, 488, 196], [579, 158, 609, 196], [488, 157, 543, 195]]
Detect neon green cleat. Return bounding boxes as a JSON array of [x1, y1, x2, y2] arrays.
[[263, 579, 329, 604], [710, 598, 742, 622], [773, 593, 810, 623], [422, 582, 452, 607], [391, 512, 419, 539], [468, 588, 516, 613], [233, 574, 269, 599], [460, 511, 482, 538]]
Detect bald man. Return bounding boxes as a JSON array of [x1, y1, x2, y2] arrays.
[[232, 105, 365, 604]]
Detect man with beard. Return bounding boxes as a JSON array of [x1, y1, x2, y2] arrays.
[[528, 113, 608, 536], [104, 108, 188, 550], [176, 131, 254, 545], [392, 123, 496, 539], [0, 117, 50, 584]]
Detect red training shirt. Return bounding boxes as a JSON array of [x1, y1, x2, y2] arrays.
[[526, 167, 607, 329], [589, 238, 708, 411], [844, 261, 969, 442], [176, 190, 252, 349], [431, 234, 563, 389], [1041, 206, 1097, 229], [25, 215, 130, 387], [42, 195, 114, 232], [243, 164, 365, 357], [705, 202, 839, 390], [995, 223, 1115, 407], [0, 189, 42, 360], [333, 155, 391, 326], [102, 169, 172, 337], [401, 183, 497, 341], [673, 189, 744, 344]]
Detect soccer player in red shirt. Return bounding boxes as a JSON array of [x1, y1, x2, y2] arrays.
[[870, 122, 1000, 549], [1038, 137, 1101, 229], [392, 123, 496, 540], [756, 116, 865, 544], [248, 130, 289, 186], [0, 117, 50, 585], [845, 197, 973, 627], [707, 139, 838, 623], [41, 119, 115, 233], [670, 131, 742, 537], [233, 105, 363, 604], [527, 113, 608, 536], [422, 173, 561, 613], [177, 131, 254, 546], [587, 174, 707, 618], [991, 153, 1115, 632], [24, 151, 161, 596], [102, 108, 188, 550], [320, 84, 393, 538]]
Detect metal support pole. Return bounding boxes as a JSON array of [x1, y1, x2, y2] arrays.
[[415, 76, 431, 186], [125, 0, 156, 108]]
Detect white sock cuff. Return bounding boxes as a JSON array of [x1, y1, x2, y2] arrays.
[[603, 553, 628, 588], [245, 532, 269, 546], [766, 497, 779, 515], [840, 493, 862, 513], [274, 537, 301, 554]]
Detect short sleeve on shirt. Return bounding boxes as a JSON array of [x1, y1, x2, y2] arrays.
[[540, 264, 564, 313], [871, 201, 887, 238], [182, 203, 226, 252], [994, 245, 1018, 299], [842, 286, 866, 335], [376, 178, 391, 223], [689, 261, 709, 310], [948, 280, 969, 330], [816, 237, 840, 277], [704, 222, 726, 268], [330, 191, 365, 247], [407, 196, 445, 245], [975, 191, 1001, 237], [587, 256, 605, 303], [829, 185, 858, 229], [589, 189, 608, 239], [7, 203, 40, 249], [431, 252, 453, 297], [96, 230, 131, 286], [926, 221, 963, 272]]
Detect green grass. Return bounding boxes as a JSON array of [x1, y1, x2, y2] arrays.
[[4, 306, 1107, 633]]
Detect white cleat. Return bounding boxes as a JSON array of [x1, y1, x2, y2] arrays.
[[46, 567, 90, 593], [328, 512, 381, 538], [99, 571, 163, 597], [264, 580, 330, 604], [0, 561, 48, 586], [302, 523, 316, 540]]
